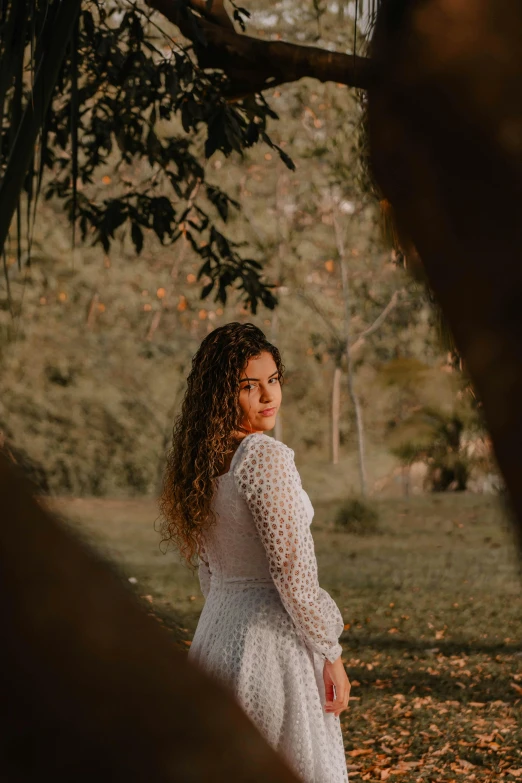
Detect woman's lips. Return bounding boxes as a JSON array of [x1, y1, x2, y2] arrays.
[[260, 407, 276, 417]]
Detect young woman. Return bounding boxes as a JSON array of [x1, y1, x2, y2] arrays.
[[159, 322, 350, 782]]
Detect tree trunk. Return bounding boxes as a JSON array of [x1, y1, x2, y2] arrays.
[[334, 217, 368, 496], [0, 454, 299, 782], [348, 364, 367, 496], [332, 365, 341, 465], [367, 0, 522, 547]]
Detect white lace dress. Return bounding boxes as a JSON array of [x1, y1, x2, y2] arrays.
[[188, 432, 348, 783]]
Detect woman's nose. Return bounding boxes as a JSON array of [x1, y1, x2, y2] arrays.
[[259, 385, 273, 402]]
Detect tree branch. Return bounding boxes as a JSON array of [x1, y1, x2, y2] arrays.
[[295, 288, 342, 344], [188, 0, 235, 31], [350, 289, 402, 352], [145, 0, 373, 98]]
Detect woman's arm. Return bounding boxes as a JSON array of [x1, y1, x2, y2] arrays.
[[234, 435, 344, 663]]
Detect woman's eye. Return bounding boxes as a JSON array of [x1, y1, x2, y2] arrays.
[[269, 377, 280, 384]]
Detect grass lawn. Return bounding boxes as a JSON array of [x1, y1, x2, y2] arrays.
[[46, 491, 522, 782]]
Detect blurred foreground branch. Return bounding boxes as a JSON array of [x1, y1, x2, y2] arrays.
[[0, 453, 299, 782], [368, 0, 522, 547]]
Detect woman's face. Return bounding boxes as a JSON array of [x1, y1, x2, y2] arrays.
[[238, 351, 282, 434]]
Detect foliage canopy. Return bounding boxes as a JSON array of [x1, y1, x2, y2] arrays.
[[0, 0, 378, 312]]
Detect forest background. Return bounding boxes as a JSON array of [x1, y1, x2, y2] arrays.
[[0, 0, 497, 503]]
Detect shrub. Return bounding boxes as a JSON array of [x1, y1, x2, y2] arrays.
[[333, 497, 381, 535], [389, 407, 474, 492]]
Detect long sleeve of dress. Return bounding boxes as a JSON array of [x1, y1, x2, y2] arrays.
[[234, 435, 344, 664], [197, 541, 212, 599]]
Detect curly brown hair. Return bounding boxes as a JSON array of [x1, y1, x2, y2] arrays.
[[158, 322, 284, 569]]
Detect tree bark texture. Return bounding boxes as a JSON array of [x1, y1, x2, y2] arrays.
[[367, 0, 522, 545]]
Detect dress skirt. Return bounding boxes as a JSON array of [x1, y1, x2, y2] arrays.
[[189, 582, 348, 783]]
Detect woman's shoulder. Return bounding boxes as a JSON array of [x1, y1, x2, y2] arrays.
[[232, 432, 294, 472], [232, 434, 298, 497]]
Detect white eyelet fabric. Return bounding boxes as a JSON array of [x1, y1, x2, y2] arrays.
[[188, 433, 348, 782]]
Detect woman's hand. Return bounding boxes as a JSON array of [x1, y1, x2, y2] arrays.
[[323, 656, 351, 717]]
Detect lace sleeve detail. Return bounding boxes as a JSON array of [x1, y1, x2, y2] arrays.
[[197, 541, 212, 599], [234, 434, 344, 663]]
